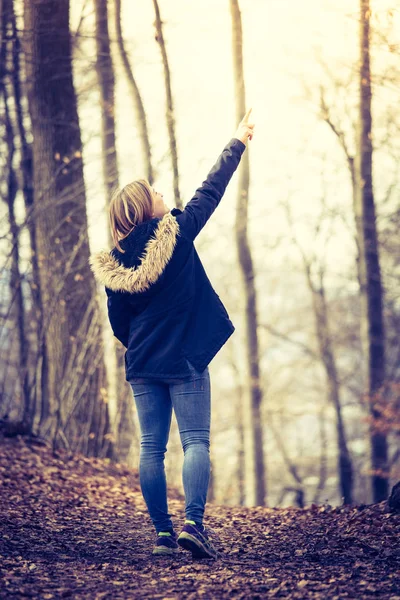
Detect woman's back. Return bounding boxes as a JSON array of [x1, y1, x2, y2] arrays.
[[89, 137, 247, 381]]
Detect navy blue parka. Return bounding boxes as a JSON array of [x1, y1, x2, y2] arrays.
[[89, 137, 246, 381]]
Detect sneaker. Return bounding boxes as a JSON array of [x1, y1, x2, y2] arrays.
[[177, 519, 218, 559], [152, 530, 179, 555]]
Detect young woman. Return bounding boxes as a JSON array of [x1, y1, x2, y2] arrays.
[[89, 109, 255, 559]]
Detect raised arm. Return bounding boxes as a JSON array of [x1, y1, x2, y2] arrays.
[[175, 108, 255, 241]]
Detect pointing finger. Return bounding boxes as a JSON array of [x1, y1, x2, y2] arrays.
[[242, 107, 252, 123]]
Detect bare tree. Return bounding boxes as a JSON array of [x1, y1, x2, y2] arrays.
[[22, 0, 114, 457], [9, 4, 46, 432], [230, 352, 246, 506], [94, 0, 137, 463], [114, 0, 153, 185], [152, 0, 182, 209], [355, 0, 388, 502], [304, 3, 390, 503], [281, 193, 354, 504], [95, 0, 119, 206], [1, 0, 30, 428], [230, 0, 265, 506]]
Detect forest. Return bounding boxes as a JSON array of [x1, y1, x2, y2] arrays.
[[0, 0, 400, 596]]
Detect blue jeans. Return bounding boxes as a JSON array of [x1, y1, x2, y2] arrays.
[[128, 360, 211, 534]]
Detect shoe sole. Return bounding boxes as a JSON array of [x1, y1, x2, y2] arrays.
[[177, 532, 217, 559], [152, 546, 180, 555]]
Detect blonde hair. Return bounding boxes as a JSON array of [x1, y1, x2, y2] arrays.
[[109, 179, 154, 253]]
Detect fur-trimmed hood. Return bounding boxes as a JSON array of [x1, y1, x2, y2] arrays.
[[88, 211, 180, 294]]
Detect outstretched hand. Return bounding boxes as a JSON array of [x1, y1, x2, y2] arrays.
[[234, 108, 255, 145]]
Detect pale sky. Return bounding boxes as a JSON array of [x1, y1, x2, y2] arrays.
[[69, 0, 399, 295]]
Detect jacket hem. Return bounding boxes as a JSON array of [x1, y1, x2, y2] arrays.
[[183, 322, 235, 372], [125, 360, 192, 381], [124, 323, 235, 381]]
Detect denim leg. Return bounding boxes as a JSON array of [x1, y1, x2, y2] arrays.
[[169, 364, 211, 526], [129, 381, 174, 534]]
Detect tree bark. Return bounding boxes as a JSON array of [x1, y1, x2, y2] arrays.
[[356, 0, 388, 501], [23, 0, 114, 457], [230, 0, 266, 506]]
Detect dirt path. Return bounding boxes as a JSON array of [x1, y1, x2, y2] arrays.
[[0, 435, 399, 599]]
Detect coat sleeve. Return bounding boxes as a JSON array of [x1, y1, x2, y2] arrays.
[[105, 287, 131, 348], [175, 137, 246, 241]]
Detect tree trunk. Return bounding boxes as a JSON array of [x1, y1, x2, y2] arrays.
[[318, 35, 389, 502], [309, 269, 353, 504], [228, 348, 246, 506], [94, 0, 136, 464], [95, 0, 119, 204], [1, 77, 32, 433], [356, 0, 388, 501], [235, 382, 246, 506], [114, 0, 153, 185], [23, 0, 114, 458], [152, 0, 182, 209], [7, 0, 43, 432], [230, 0, 266, 506], [1, 0, 32, 430]]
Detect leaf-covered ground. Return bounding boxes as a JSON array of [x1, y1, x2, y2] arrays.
[[0, 435, 399, 599]]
